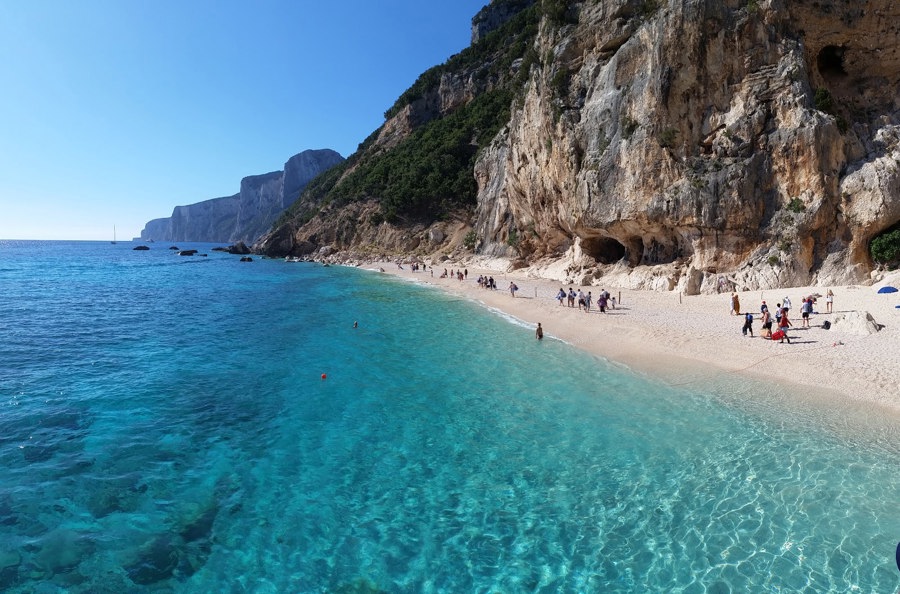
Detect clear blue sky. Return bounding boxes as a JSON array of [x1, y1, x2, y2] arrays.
[[0, 0, 488, 240]]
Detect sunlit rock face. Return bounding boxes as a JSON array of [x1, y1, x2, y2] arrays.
[[260, 1, 900, 292], [140, 149, 343, 243], [466, 0, 900, 291]]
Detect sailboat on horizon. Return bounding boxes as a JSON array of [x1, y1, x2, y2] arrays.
[[111, 226, 117, 244]]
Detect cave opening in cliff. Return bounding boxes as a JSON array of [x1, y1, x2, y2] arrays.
[[817, 45, 846, 80], [581, 236, 626, 265]]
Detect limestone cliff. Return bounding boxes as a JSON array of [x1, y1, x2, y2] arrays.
[[140, 149, 343, 243], [258, 0, 900, 292]]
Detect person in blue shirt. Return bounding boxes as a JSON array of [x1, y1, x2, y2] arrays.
[[742, 311, 754, 337]]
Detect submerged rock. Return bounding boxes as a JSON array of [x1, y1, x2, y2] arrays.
[[0, 549, 21, 590], [125, 535, 179, 585]]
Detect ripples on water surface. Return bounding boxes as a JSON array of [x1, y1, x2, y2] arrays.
[[0, 240, 898, 593]]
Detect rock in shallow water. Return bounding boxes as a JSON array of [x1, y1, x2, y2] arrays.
[[125, 535, 179, 585]]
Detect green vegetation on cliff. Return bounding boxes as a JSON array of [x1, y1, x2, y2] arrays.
[[282, 90, 513, 225], [384, 4, 540, 120], [336, 89, 513, 222], [279, 2, 546, 228], [870, 227, 900, 267]]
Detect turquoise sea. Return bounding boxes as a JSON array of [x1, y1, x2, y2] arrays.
[[0, 240, 898, 593]]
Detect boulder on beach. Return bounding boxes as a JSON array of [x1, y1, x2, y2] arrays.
[[831, 311, 881, 335]]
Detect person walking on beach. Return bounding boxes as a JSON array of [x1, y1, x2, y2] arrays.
[[556, 288, 566, 306], [760, 308, 772, 338], [509, 281, 518, 297], [585, 291, 592, 313], [535, 322, 543, 340], [742, 311, 754, 337], [778, 307, 792, 343], [567, 288, 576, 307], [731, 292, 740, 316], [826, 289, 834, 313]]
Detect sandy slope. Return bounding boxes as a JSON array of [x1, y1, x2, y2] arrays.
[[370, 261, 900, 417]]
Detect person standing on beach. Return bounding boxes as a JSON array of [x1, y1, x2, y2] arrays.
[[760, 308, 772, 338], [535, 322, 543, 340], [801, 297, 812, 327], [826, 289, 834, 313], [742, 311, 754, 337], [778, 307, 792, 343], [731, 292, 740, 316]]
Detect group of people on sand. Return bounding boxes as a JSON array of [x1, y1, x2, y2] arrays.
[[736, 289, 834, 344], [477, 275, 496, 289], [441, 268, 467, 280], [555, 287, 614, 312]]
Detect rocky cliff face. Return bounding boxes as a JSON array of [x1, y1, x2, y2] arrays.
[[472, 0, 536, 43], [140, 149, 343, 243], [259, 0, 900, 292]]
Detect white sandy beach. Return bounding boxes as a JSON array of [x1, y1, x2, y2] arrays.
[[373, 261, 900, 417]]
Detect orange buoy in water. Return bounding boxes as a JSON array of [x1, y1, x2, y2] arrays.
[[321, 373, 327, 380]]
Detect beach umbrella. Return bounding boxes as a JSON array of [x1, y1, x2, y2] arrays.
[[876, 286, 898, 293]]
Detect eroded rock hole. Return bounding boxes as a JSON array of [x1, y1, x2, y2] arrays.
[[642, 237, 680, 265], [582, 236, 626, 264], [817, 45, 846, 79]]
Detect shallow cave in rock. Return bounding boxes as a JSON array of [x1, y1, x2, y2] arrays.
[[641, 237, 681, 265], [817, 45, 846, 80], [581, 236, 626, 264]]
